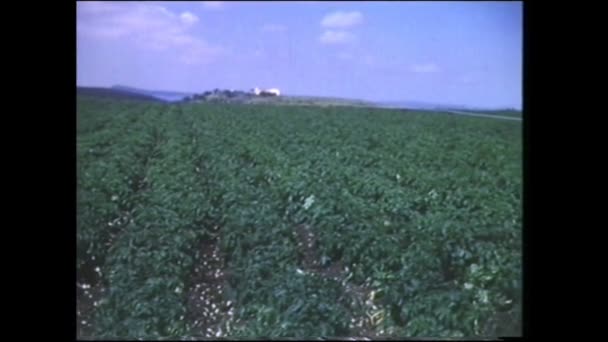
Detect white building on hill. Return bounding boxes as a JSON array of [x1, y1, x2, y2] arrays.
[[252, 87, 280, 96]]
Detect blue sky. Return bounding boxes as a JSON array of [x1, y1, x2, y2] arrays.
[[77, 1, 522, 109]]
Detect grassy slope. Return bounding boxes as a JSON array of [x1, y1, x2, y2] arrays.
[[77, 86, 165, 103]]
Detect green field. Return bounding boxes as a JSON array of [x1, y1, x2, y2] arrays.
[[461, 109, 523, 118], [77, 93, 522, 339]]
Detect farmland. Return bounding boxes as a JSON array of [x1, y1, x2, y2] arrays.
[[456, 109, 523, 118], [77, 93, 522, 339]]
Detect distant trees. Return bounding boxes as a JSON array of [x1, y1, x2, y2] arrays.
[[183, 88, 271, 103]]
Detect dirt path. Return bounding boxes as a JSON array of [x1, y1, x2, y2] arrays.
[[76, 117, 164, 339], [186, 223, 385, 338], [184, 228, 237, 338], [77, 272, 106, 337], [293, 224, 385, 338]]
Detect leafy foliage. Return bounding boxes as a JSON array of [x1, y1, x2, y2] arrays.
[[77, 98, 522, 339]]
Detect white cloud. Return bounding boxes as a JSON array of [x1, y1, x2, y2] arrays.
[[336, 52, 353, 60], [180, 12, 199, 25], [180, 42, 226, 65], [77, 2, 225, 65], [261, 24, 287, 33], [319, 30, 356, 45], [78, 3, 180, 39], [253, 49, 266, 58], [321, 11, 363, 28], [77, 1, 124, 15], [201, 1, 224, 10], [362, 55, 376, 66], [411, 63, 440, 73], [461, 75, 475, 84]]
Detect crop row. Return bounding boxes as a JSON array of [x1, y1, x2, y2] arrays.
[[77, 98, 522, 338]]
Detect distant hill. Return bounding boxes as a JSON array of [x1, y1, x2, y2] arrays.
[[376, 100, 521, 112], [180, 89, 377, 108], [111, 85, 194, 102], [284, 95, 376, 107], [376, 101, 473, 111], [77, 86, 164, 102], [239, 95, 376, 108], [461, 109, 522, 117]]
